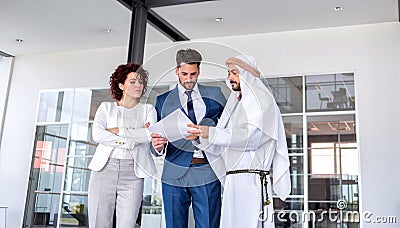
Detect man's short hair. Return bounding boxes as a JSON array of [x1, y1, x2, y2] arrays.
[[176, 48, 202, 67]]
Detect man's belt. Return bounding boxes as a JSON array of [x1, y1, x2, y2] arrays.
[[191, 157, 208, 164], [226, 169, 271, 228]]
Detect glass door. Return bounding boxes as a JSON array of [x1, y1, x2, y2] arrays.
[[307, 115, 358, 227], [23, 125, 68, 227]]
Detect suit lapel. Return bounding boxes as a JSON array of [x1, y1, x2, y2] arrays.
[[162, 86, 183, 118]]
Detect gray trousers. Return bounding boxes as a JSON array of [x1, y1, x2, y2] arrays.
[[88, 158, 144, 228]]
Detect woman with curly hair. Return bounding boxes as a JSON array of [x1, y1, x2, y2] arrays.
[[88, 63, 157, 228]]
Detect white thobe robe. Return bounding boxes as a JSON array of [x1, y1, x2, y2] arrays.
[[196, 56, 291, 228]]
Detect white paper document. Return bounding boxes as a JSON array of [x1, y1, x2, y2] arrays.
[[148, 109, 194, 142]]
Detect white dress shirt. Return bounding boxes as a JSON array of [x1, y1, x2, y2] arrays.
[[89, 102, 157, 177], [111, 103, 154, 159], [177, 83, 206, 158]]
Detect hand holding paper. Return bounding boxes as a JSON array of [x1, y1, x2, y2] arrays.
[[148, 109, 195, 142]]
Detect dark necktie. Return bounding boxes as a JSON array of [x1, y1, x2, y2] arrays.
[[185, 90, 197, 124]]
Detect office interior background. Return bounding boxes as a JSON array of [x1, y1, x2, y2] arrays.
[[0, 0, 399, 227]]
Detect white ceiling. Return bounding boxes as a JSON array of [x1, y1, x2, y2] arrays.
[[0, 0, 398, 57]]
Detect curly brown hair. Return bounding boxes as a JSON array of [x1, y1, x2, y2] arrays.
[[109, 63, 149, 101]]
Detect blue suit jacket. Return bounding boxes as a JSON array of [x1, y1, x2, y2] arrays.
[[154, 84, 226, 181]]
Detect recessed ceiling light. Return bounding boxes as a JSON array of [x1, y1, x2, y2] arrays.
[[334, 6, 343, 11], [15, 38, 23, 43], [104, 29, 112, 34], [215, 17, 224, 22]]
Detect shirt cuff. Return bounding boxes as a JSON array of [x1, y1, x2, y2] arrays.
[[193, 127, 215, 151], [208, 126, 217, 145], [145, 128, 152, 141], [117, 127, 125, 137], [153, 141, 167, 156]]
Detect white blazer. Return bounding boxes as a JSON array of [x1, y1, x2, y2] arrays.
[[88, 102, 157, 178]]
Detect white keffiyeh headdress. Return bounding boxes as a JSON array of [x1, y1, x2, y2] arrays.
[[225, 55, 291, 200]]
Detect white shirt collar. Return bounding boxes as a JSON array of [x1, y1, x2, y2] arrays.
[[177, 83, 200, 96]]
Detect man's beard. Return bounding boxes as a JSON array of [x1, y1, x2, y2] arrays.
[[181, 80, 197, 90], [230, 81, 241, 91]]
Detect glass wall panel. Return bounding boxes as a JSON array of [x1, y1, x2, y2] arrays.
[[305, 73, 355, 112], [289, 155, 304, 196], [64, 157, 91, 193], [72, 89, 92, 122], [59, 194, 88, 227], [37, 90, 74, 122], [307, 115, 358, 227], [73, 89, 114, 122], [281, 116, 304, 199], [141, 176, 163, 228], [23, 125, 68, 227], [274, 197, 304, 228], [69, 122, 96, 156], [267, 76, 303, 113], [283, 116, 303, 152]]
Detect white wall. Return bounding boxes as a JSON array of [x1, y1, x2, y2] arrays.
[[0, 22, 399, 227]]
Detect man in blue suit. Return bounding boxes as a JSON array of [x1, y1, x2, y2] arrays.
[[151, 48, 226, 228]]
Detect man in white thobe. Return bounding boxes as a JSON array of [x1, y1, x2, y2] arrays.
[[187, 55, 291, 228]]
